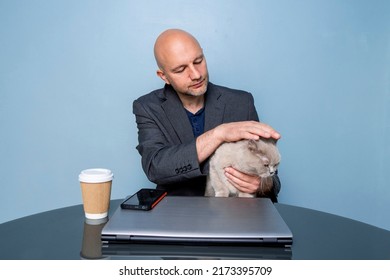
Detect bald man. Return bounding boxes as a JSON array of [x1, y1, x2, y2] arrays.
[[133, 29, 281, 201]]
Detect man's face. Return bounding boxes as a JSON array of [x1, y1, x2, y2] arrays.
[[157, 38, 209, 97]]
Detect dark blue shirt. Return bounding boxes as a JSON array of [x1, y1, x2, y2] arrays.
[[185, 107, 205, 138]]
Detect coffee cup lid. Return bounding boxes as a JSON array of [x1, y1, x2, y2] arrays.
[[79, 168, 114, 183]]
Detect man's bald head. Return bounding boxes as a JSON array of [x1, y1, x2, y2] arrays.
[[154, 29, 202, 71], [152, 29, 209, 98]]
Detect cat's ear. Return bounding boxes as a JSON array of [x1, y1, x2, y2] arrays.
[[263, 137, 277, 145], [248, 139, 258, 152]]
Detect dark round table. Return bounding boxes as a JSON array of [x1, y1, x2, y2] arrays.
[[1, 200, 389, 259]]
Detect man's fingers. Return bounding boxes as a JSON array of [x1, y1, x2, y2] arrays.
[[243, 122, 281, 140]]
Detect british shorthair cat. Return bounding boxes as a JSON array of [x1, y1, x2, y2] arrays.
[[205, 138, 280, 197]]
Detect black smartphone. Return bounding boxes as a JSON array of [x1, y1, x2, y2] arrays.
[[120, 188, 167, 211]]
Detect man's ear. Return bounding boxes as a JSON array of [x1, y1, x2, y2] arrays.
[[156, 69, 170, 84]]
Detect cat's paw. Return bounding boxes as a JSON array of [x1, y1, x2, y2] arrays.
[[215, 192, 229, 197], [238, 192, 255, 198]]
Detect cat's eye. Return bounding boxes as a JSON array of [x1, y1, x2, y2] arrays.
[[264, 164, 269, 168]]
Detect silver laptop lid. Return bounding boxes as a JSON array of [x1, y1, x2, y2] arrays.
[[101, 196, 292, 246]]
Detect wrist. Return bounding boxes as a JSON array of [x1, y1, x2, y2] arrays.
[[213, 124, 226, 143]]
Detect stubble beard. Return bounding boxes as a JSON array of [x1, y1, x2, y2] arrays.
[[185, 75, 209, 97]]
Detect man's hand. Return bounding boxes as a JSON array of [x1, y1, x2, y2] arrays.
[[215, 121, 281, 143], [224, 167, 261, 194], [196, 121, 280, 164]]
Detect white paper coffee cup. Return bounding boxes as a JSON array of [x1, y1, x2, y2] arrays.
[[79, 168, 113, 219]]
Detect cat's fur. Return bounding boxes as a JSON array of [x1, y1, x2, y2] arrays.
[[205, 138, 280, 198]]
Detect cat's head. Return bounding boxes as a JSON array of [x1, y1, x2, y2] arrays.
[[247, 138, 281, 178]]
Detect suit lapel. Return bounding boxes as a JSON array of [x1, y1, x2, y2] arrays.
[[161, 85, 194, 143], [204, 83, 225, 131], [161, 83, 226, 143]]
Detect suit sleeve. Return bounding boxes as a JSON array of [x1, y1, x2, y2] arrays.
[[133, 99, 205, 185], [248, 92, 260, 121], [270, 171, 281, 202]]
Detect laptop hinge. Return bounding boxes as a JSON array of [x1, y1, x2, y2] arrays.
[[116, 235, 131, 241], [264, 238, 278, 243]]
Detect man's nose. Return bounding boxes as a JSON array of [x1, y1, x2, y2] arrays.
[[188, 64, 201, 80]]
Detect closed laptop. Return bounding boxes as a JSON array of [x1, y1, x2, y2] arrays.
[[101, 196, 293, 247]]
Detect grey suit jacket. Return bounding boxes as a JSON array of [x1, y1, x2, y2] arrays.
[[133, 82, 280, 199]]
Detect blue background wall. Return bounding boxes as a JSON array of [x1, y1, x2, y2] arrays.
[[1, 0, 389, 230]]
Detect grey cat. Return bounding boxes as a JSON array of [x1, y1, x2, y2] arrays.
[[205, 138, 280, 197]]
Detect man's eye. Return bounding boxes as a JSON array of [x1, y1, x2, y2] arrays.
[[174, 68, 185, 73], [194, 58, 203, 64]]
